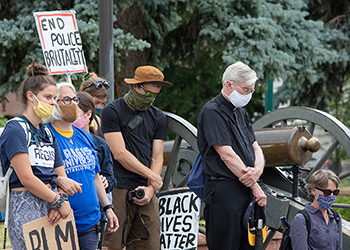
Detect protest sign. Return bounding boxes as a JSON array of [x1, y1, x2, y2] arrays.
[[33, 10, 87, 75], [158, 188, 201, 250], [23, 211, 79, 250]]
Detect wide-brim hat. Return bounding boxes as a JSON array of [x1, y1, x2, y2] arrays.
[[243, 198, 267, 246], [124, 65, 172, 88]]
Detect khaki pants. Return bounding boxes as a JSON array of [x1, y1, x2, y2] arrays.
[[103, 187, 160, 250]]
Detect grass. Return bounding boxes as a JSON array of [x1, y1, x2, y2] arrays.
[[0, 222, 12, 249]]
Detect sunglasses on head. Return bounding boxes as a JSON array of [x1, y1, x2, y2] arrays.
[[315, 187, 340, 196], [83, 81, 110, 91]]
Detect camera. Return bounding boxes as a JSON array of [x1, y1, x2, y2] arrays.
[[126, 189, 145, 202]]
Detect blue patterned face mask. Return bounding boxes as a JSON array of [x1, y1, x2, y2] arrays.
[[317, 195, 336, 210]]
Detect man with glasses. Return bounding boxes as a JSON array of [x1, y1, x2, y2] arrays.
[[197, 61, 266, 250], [101, 66, 172, 250]]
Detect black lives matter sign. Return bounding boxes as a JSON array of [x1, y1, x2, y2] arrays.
[[158, 188, 201, 250], [33, 10, 87, 75], [23, 211, 79, 250]]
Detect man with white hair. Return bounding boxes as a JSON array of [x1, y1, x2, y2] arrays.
[[197, 61, 267, 250]]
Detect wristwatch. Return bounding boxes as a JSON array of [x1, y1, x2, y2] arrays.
[[103, 204, 114, 212]]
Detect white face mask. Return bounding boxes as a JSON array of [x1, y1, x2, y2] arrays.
[[224, 90, 252, 108]]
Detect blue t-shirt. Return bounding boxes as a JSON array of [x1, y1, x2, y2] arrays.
[[47, 123, 101, 232], [0, 116, 63, 189]]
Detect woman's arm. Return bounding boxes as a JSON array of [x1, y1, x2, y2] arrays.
[[290, 214, 309, 250], [12, 153, 71, 222], [95, 173, 119, 232], [54, 166, 82, 196]]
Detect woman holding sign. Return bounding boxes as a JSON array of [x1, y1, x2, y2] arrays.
[[0, 62, 75, 249], [44, 82, 119, 250]]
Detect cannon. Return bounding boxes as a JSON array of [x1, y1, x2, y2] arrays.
[[161, 106, 350, 249]]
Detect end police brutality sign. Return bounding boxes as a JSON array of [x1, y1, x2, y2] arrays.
[[33, 10, 87, 75]]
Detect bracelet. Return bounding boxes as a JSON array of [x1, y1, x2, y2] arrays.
[[50, 193, 68, 210], [103, 204, 114, 212], [51, 193, 60, 205]]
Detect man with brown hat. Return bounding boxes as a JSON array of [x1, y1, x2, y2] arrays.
[[101, 65, 172, 250]]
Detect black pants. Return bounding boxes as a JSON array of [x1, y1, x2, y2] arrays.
[[204, 179, 254, 250]]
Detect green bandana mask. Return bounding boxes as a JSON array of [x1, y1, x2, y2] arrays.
[[124, 88, 156, 111]]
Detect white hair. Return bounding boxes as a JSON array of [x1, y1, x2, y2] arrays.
[[222, 61, 258, 87], [42, 82, 77, 124]]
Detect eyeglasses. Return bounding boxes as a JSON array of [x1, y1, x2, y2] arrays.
[[57, 96, 79, 105], [83, 81, 110, 91], [139, 84, 162, 97], [231, 81, 255, 94], [315, 187, 340, 196]]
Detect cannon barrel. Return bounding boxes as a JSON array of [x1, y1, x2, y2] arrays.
[[255, 126, 320, 167]]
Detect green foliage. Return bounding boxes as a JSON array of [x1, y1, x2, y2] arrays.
[[0, 0, 150, 104], [333, 195, 350, 221], [0, 222, 11, 249], [1, 0, 350, 124], [0, 114, 7, 127]]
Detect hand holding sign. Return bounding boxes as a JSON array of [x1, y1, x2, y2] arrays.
[[33, 10, 87, 75], [23, 211, 79, 250]]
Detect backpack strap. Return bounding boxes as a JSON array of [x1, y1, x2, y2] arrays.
[[12, 116, 53, 146], [3, 166, 12, 229], [44, 125, 53, 144], [330, 209, 340, 224], [298, 210, 311, 236], [12, 117, 32, 147]]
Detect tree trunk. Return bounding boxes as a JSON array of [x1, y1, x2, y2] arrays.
[[114, 3, 146, 98]]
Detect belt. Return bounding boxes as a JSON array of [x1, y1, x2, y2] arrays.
[[207, 176, 235, 181], [11, 183, 52, 191]]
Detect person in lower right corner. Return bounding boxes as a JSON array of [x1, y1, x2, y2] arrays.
[[290, 169, 342, 250]]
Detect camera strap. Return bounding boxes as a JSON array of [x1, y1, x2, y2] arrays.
[[122, 196, 150, 247]]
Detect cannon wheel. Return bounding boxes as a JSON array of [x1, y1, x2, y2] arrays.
[[161, 112, 198, 191], [253, 106, 350, 181]]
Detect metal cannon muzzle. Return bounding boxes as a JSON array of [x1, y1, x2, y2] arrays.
[[255, 126, 320, 167]]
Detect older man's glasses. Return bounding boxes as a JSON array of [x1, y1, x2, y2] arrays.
[[139, 84, 162, 97], [236, 84, 255, 94], [83, 81, 110, 91], [57, 96, 79, 105], [231, 80, 255, 94], [315, 187, 340, 196]]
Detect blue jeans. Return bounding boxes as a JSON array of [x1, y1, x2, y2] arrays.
[[78, 222, 99, 250]]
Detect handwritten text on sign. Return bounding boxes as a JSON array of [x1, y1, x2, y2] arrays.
[[33, 10, 87, 75], [23, 211, 79, 250], [158, 189, 201, 250]]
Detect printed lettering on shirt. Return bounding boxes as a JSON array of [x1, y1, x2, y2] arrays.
[[28, 144, 55, 168], [62, 147, 96, 174]]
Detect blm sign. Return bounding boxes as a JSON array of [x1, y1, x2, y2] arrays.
[[23, 211, 79, 250], [158, 188, 201, 250], [33, 10, 87, 75]]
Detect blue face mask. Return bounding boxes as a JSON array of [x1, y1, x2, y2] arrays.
[[95, 108, 103, 114], [317, 195, 336, 210]]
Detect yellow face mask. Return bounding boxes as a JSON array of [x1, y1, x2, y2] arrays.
[[32, 94, 55, 119]]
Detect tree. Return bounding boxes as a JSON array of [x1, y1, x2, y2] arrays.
[[0, 0, 346, 125], [0, 0, 150, 106]]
